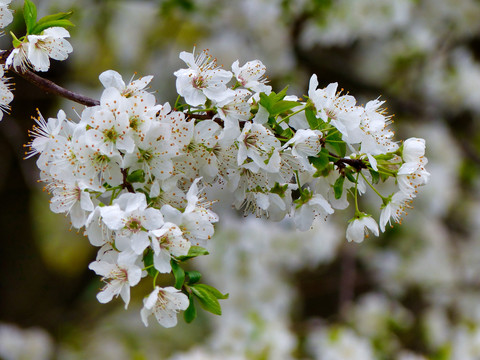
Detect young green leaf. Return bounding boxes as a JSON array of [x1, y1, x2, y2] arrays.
[[326, 131, 346, 158], [126, 169, 145, 183], [183, 294, 197, 323], [271, 100, 300, 116], [305, 107, 320, 130], [185, 270, 202, 285], [309, 148, 330, 177], [333, 175, 345, 200], [143, 249, 158, 278], [31, 19, 75, 35], [176, 245, 209, 261], [170, 260, 185, 290], [273, 86, 289, 102], [370, 169, 380, 184], [345, 170, 356, 184], [193, 283, 229, 299], [24, 0, 37, 34], [190, 284, 222, 315], [37, 10, 73, 24]]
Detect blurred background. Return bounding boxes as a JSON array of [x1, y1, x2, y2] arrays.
[[0, 0, 479, 359]]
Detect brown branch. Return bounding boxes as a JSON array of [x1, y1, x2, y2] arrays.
[[12, 68, 100, 107], [121, 168, 135, 193], [331, 153, 367, 172]]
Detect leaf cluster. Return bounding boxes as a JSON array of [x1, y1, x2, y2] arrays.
[[23, 0, 74, 36]]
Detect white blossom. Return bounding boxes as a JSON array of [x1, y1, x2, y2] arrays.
[[346, 215, 379, 243], [140, 286, 189, 328], [88, 250, 142, 309]]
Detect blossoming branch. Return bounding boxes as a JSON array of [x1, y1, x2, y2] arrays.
[[0, 0, 429, 328]]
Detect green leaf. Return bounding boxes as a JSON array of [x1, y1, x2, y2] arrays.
[[143, 249, 158, 278], [374, 153, 395, 161], [309, 148, 330, 177], [305, 107, 320, 130], [276, 126, 294, 140], [259, 87, 293, 116], [273, 86, 289, 102], [271, 100, 300, 116], [369, 169, 380, 184], [333, 175, 345, 200], [176, 245, 209, 261], [31, 19, 75, 35], [270, 182, 289, 198], [170, 260, 185, 290], [193, 283, 229, 299], [183, 294, 197, 323], [185, 270, 202, 285], [24, 0, 37, 34], [191, 285, 222, 315], [37, 10, 73, 24], [126, 169, 145, 183], [344, 170, 356, 184], [259, 92, 273, 113], [326, 131, 346, 158]]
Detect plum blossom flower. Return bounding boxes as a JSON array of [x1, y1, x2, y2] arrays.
[[346, 215, 379, 243], [308, 75, 362, 142], [161, 179, 218, 246], [5, 43, 29, 72], [379, 191, 412, 232], [150, 222, 190, 273], [100, 192, 164, 254], [88, 250, 142, 309], [237, 122, 282, 172], [48, 175, 97, 228], [99, 69, 153, 97], [232, 59, 271, 93], [7, 27, 73, 72], [140, 286, 189, 327], [281, 129, 322, 169], [294, 192, 334, 231], [174, 49, 233, 106]]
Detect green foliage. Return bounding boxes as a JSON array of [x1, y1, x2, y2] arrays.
[[171, 260, 185, 289], [309, 148, 330, 177], [270, 182, 289, 198], [326, 130, 346, 158], [333, 175, 345, 199], [305, 107, 324, 130], [183, 294, 197, 323], [32, 18, 74, 35], [23, 0, 74, 35], [370, 169, 380, 184], [23, 0, 37, 34], [185, 270, 202, 285], [176, 246, 209, 261], [190, 283, 228, 316], [126, 169, 146, 183], [259, 87, 299, 116], [143, 249, 158, 278]]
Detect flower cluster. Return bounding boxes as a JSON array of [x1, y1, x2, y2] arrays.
[[26, 47, 428, 327]]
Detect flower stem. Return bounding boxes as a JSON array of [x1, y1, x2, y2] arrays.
[[360, 171, 387, 201], [277, 106, 307, 125]]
